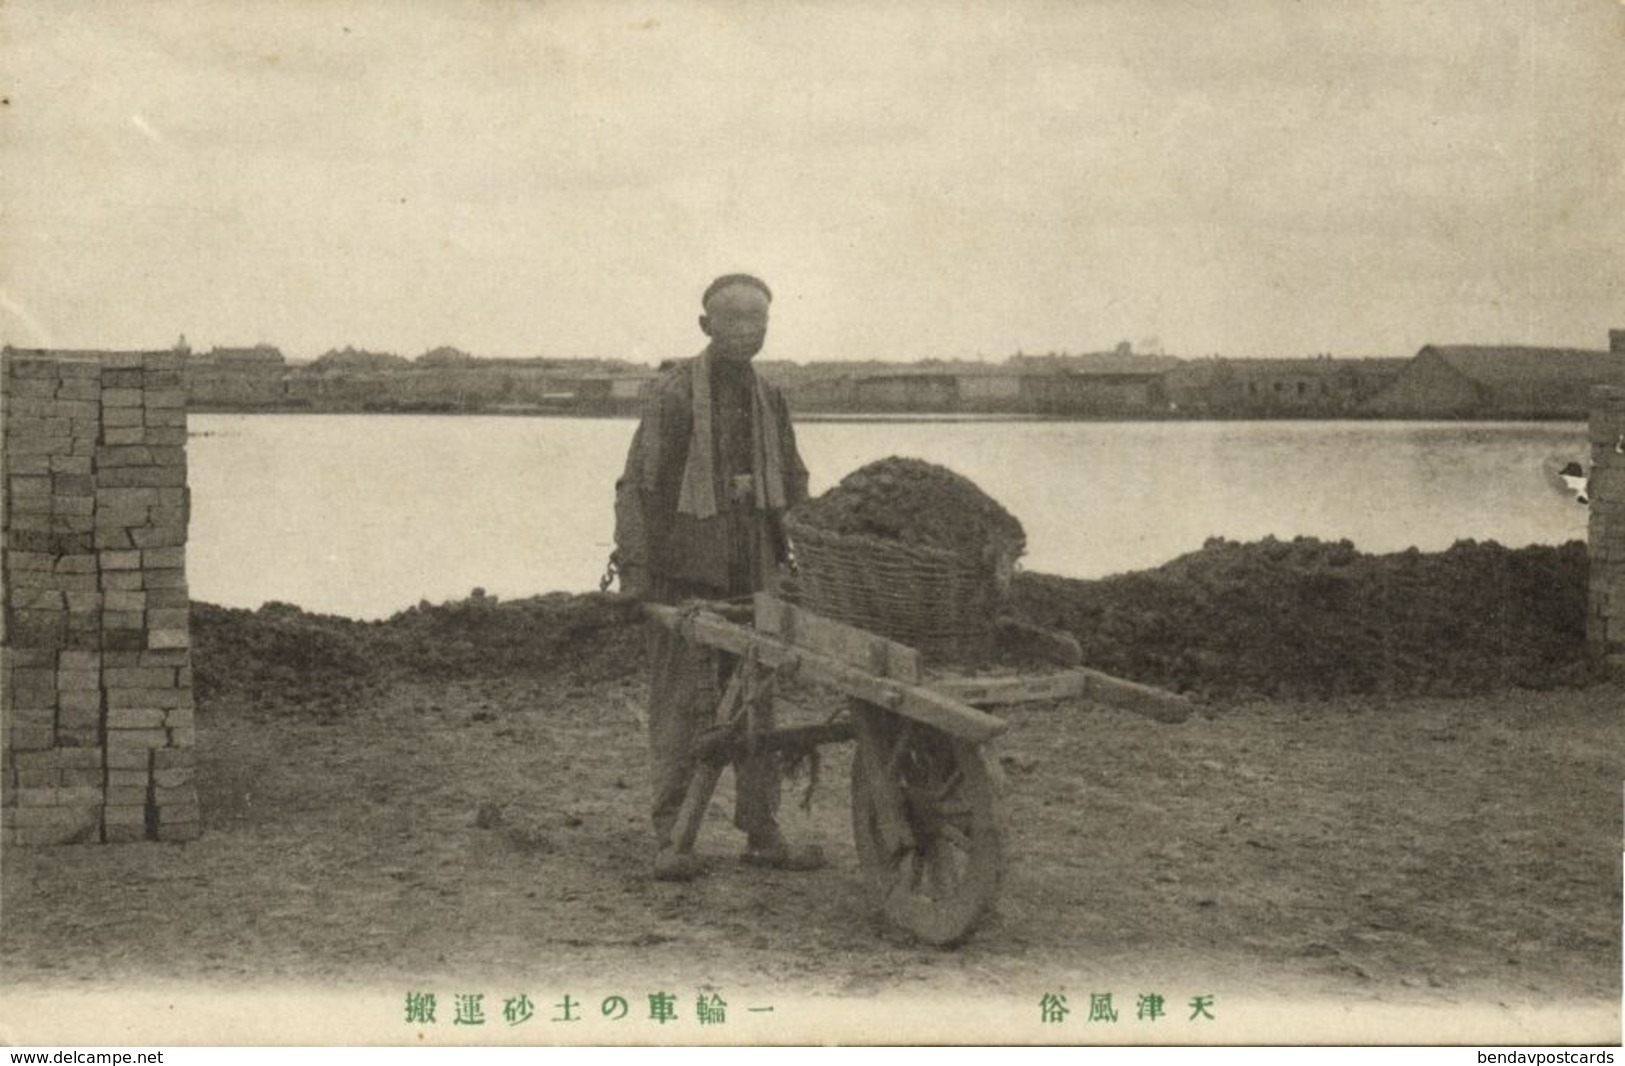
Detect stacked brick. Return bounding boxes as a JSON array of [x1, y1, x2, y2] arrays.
[[2, 348, 200, 845], [1586, 385, 1625, 676]]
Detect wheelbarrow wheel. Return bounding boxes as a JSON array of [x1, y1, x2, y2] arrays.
[[850, 705, 1004, 946]]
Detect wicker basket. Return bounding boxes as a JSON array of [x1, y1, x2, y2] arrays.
[[785, 517, 1022, 663]]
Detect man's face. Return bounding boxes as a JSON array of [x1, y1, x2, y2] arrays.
[[700, 285, 771, 363]]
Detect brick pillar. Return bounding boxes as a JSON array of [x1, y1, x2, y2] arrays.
[[1586, 385, 1625, 676], [2, 348, 200, 845]]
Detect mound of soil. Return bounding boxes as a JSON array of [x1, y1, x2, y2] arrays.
[[191, 537, 1594, 713], [191, 601, 384, 716], [193, 590, 643, 715], [791, 457, 1025, 558], [1010, 536, 1592, 700], [373, 590, 644, 683]]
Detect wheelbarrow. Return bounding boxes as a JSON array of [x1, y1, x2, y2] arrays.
[[644, 592, 1193, 946]]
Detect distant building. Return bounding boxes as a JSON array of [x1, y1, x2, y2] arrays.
[[191, 344, 286, 370], [957, 373, 1024, 411], [185, 344, 288, 407], [546, 374, 615, 409], [609, 374, 656, 401], [780, 375, 858, 411], [854, 373, 959, 412], [1163, 357, 1404, 416], [1366, 344, 1625, 418], [1019, 370, 1165, 416]]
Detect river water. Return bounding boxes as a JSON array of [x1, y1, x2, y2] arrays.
[[187, 414, 1591, 619]]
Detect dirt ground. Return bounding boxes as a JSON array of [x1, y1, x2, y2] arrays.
[[0, 542, 1620, 1044], [1, 672, 1619, 1044]]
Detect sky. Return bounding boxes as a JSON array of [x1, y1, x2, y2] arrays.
[[1, 0, 1620, 365]]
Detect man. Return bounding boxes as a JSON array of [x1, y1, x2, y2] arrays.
[[613, 273, 825, 882]]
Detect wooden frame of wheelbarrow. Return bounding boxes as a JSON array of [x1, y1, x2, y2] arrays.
[[644, 593, 1192, 946]]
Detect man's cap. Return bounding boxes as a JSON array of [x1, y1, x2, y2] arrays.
[[702, 274, 773, 309]]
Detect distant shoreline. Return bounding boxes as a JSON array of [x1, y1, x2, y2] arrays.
[[184, 405, 1592, 425]]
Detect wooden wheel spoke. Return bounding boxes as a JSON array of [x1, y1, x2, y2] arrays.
[[903, 849, 925, 891], [885, 723, 915, 779], [925, 767, 965, 802], [898, 779, 937, 806], [852, 719, 1003, 946], [884, 846, 906, 874], [924, 849, 953, 898]]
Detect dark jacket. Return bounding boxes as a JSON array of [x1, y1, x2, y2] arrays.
[[614, 357, 808, 600]]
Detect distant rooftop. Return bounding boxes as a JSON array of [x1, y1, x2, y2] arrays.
[[1420, 344, 1622, 387]]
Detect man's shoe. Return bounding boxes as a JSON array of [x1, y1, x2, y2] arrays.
[[652, 848, 704, 882], [742, 841, 827, 872]]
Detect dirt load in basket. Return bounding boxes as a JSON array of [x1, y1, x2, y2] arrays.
[[785, 458, 1026, 664]]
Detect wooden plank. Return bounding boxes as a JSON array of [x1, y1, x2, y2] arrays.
[[932, 667, 1194, 725], [673, 762, 725, 854], [753, 593, 923, 683], [1073, 667, 1194, 724], [645, 603, 1008, 743], [930, 672, 1084, 706], [672, 664, 747, 853]]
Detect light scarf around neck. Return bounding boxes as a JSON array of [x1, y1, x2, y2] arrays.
[[676, 347, 788, 519]]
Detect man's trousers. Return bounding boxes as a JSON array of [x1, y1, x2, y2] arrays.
[[646, 619, 782, 850]]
